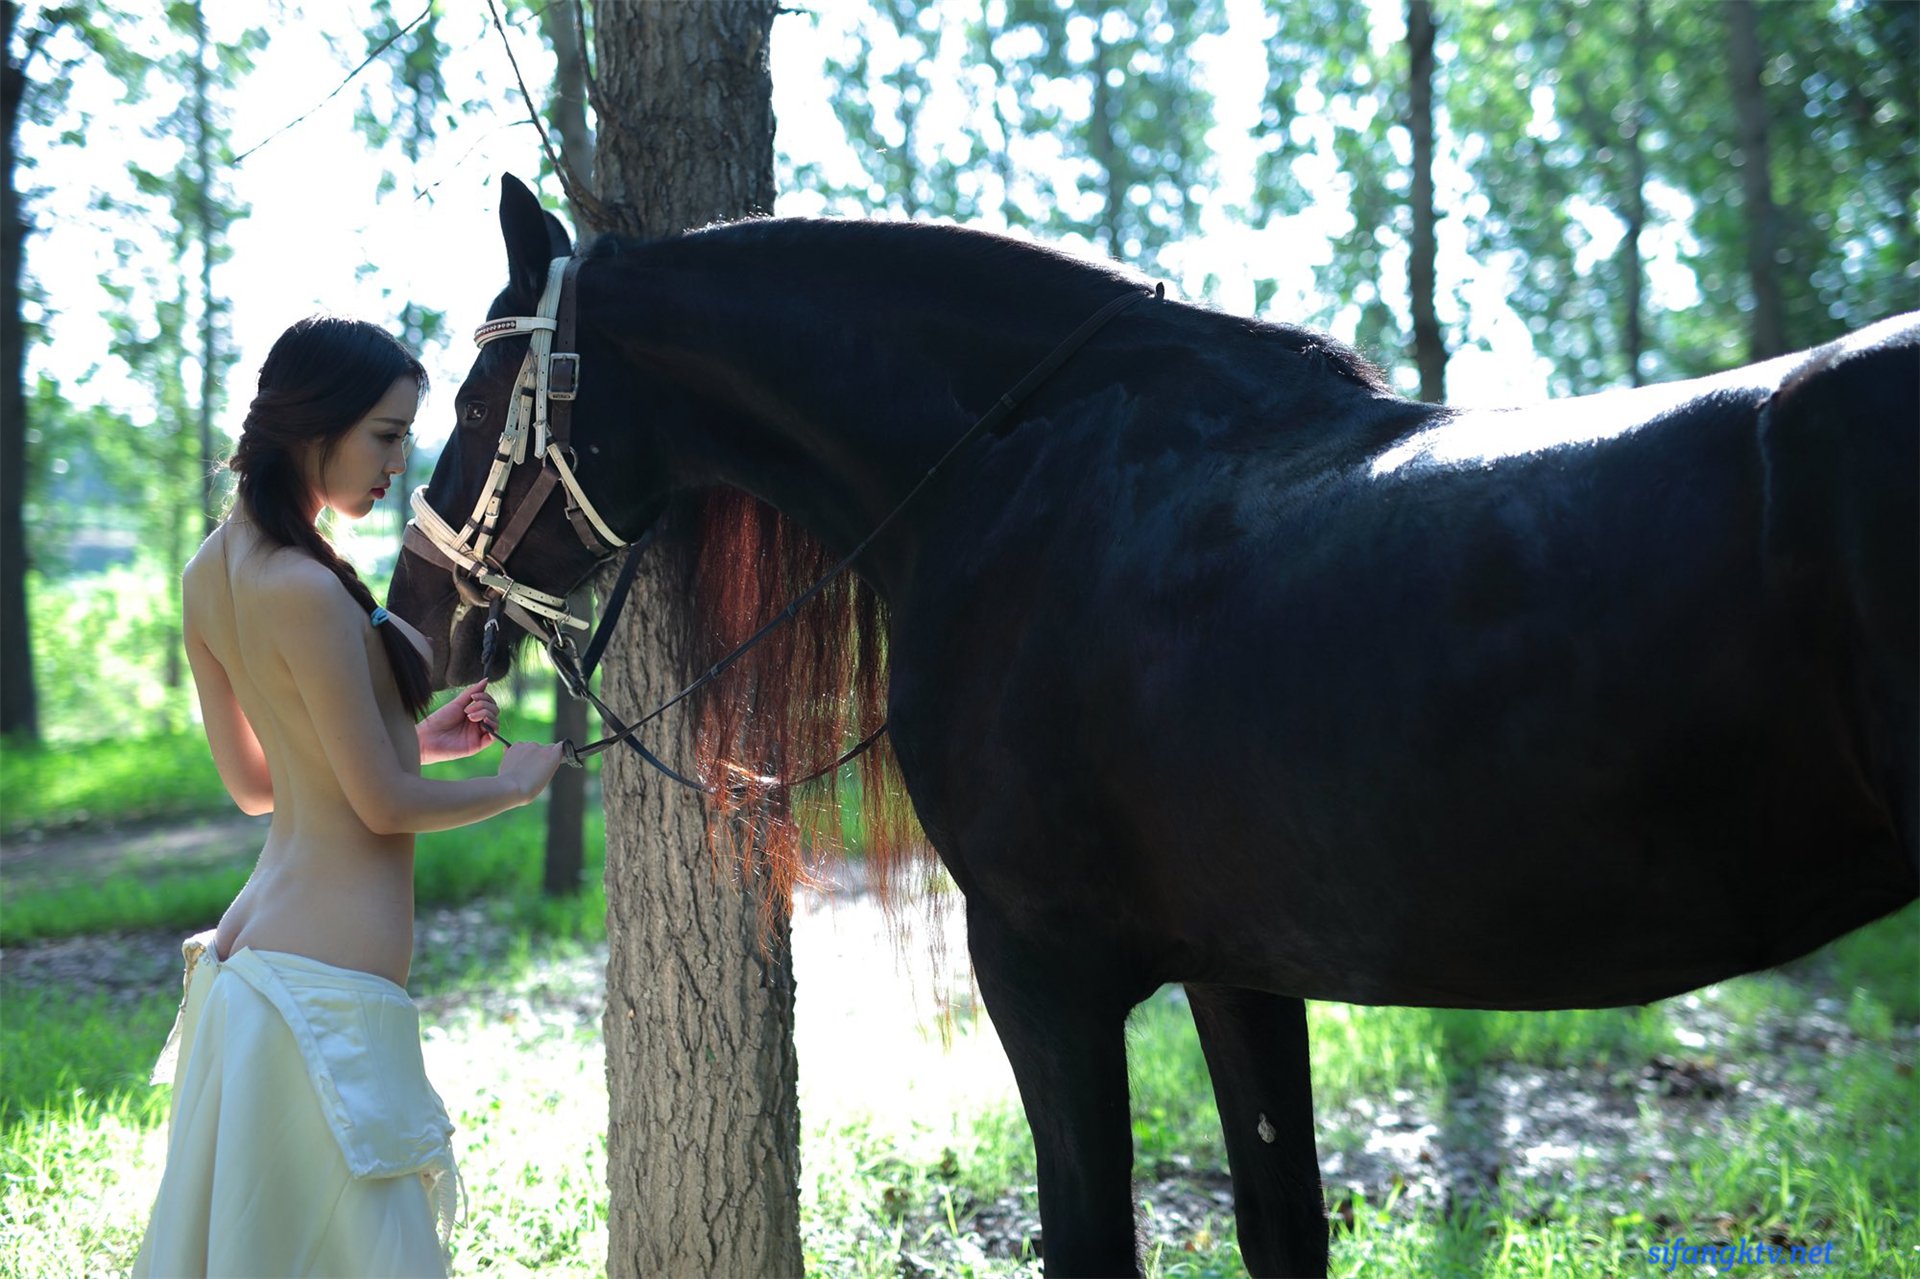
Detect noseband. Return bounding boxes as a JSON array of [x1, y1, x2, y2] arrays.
[[402, 254, 624, 641]]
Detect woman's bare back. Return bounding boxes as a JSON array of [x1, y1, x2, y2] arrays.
[[188, 521, 431, 985]]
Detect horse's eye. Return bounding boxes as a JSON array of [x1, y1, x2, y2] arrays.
[[464, 402, 487, 423]]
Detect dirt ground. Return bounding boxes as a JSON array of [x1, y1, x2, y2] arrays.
[[4, 816, 1915, 1268]]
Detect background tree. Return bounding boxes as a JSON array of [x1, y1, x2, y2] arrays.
[[540, 0, 594, 899], [344, 1, 452, 567], [1693, 0, 1916, 362], [799, 0, 1226, 279], [2, 0, 35, 739], [1407, 0, 1443, 401], [800, 0, 970, 220], [1446, 0, 1914, 392], [6, 1, 254, 733], [353, 0, 448, 181], [100, 2, 258, 702], [1448, 0, 1713, 392], [1, 0, 136, 739], [981, 0, 1224, 272], [1251, 0, 1465, 389], [585, 3, 802, 1274], [1725, 0, 1782, 360]]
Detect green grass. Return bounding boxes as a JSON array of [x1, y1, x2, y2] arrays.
[[0, 988, 179, 1130], [4, 907, 1915, 1278], [1, 728, 230, 837], [791, 906, 1919, 1277], [0, 801, 608, 947], [4, 723, 1914, 1279], [0, 940, 614, 1279], [0, 1086, 172, 1279], [2, 698, 571, 833], [1, 706, 606, 947], [23, 565, 195, 749]]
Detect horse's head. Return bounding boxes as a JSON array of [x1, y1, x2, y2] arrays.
[[388, 174, 669, 687]]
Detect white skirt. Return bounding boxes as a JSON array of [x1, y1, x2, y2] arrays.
[[132, 931, 460, 1279]]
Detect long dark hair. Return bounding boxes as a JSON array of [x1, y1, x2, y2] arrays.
[[229, 316, 433, 717]]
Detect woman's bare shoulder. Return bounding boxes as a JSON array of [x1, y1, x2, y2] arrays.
[[181, 524, 229, 588], [248, 554, 359, 628], [186, 526, 359, 629]]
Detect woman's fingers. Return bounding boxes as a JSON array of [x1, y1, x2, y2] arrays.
[[461, 678, 499, 733]]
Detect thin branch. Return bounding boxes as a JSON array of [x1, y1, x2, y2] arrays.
[[231, 0, 433, 166], [411, 117, 539, 205], [16, 17, 52, 74], [577, 0, 605, 125], [485, 0, 609, 227]]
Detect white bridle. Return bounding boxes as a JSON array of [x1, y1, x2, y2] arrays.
[[403, 254, 624, 633]]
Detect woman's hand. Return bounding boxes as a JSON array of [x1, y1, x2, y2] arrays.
[[417, 680, 501, 764], [499, 740, 568, 803]]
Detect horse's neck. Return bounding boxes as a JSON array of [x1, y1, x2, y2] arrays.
[[604, 241, 1397, 590], [616, 262, 1036, 581]]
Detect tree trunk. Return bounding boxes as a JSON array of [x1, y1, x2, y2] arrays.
[[192, 0, 218, 538], [1090, 30, 1123, 259], [1, 0, 37, 741], [544, 679, 588, 895], [540, 0, 594, 192], [587, 3, 801, 1276], [1726, 0, 1786, 360], [541, 4, 593, 901], [1407, 0, 1446, 403], [1620, 0, 1649, 386], [544, 590, 588, 897]]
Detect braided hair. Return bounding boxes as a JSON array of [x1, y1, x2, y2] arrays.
[[228, 316, 433, 718]]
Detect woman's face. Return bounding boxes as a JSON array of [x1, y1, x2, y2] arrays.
[[307, 376, 418, 520]]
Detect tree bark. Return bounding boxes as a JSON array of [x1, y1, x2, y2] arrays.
[[192, 0, 218, 538], [586, 3, 800, 1276], [1621, 0, 1649, 386], [1407, 0, 1446, 403], [1726, 0, 1786, 360], [1, 0, 38, 741], [545, 592, 588, 897], [542, 4, 592, 901], [540, 0, 594, 192], [1090, 30, 1123, 258]]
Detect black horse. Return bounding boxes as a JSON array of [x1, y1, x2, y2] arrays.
[[389, 175, 1918, 1277]]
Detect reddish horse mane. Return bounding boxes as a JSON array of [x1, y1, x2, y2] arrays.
[[690, 488, 931, 932]]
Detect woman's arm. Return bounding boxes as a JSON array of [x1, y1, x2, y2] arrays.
[[184, 620, 274, 816], [266, 561, 562, 833]]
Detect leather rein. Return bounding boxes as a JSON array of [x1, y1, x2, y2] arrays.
[[404, 252, 1155, 792]]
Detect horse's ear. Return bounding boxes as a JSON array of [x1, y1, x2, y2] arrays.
[[544, 209, 573, 260], [499, 174, 557, 299]]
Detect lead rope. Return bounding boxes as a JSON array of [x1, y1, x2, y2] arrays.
[[541, 284, 1157, 790]]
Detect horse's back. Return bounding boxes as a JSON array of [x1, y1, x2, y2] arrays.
[[1760, 313, 1919, 870], [924, 314, 1919, 1009]]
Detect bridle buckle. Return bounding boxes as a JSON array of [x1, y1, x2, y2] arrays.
[[548, 352, 580, 401]]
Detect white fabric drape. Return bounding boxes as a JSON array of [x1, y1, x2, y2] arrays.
[[133, 932, 459, 1279]]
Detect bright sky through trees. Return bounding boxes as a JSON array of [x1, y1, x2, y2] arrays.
[[22, 0, 1743, 475]]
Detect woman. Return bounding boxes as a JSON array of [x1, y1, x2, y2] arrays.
[[132, 316, 566, 1278]]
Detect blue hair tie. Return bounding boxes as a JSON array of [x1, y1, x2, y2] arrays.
[[370, 607, 390, 627]]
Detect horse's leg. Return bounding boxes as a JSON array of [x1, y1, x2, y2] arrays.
[[968, 902, 1145, 1277], [1185, 983, 1328, 1278]]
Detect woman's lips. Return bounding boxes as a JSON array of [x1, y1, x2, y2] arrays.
[[372, 485, 389, 500]]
